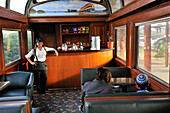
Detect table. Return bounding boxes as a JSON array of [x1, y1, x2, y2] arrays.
[[110, 78, 137, 92], [111, 78, 136, 85], [0, 81, 10, 92]]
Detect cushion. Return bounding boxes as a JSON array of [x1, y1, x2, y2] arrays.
[[0, 89, 26, 97]]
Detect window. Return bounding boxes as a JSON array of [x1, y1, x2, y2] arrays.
[[116, 26, 126, 61], [137, 18, 170, 84], [124, 0, 135, 6], [108, 0, 122, 13], [10, 0, 28, 14], [0, 0, 6, 8], [29, 0, 108, 16], [27, 30, 33, 52], [2, 30, 21, 65]]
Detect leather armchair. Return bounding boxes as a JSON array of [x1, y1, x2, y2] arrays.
[[0, 96, 40, 113], [0, 71, 34, 99]]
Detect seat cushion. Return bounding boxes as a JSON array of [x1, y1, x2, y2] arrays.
[[0, 104, 26, 113], [5, 71, 30, 89], [0, 89, 26, 97]]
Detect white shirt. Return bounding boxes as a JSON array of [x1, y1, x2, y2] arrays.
[[25, 47, 55, 62]]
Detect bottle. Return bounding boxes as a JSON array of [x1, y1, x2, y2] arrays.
[[80, 42, 83, 50], [64, 43, 67, 51], [72, 43, 75, 50], [62, 43, 65, 51]]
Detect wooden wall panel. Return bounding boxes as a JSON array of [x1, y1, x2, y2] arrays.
[[0, 7, 28, 23], [33, 24, 57, 48], [28, 16, 108, 23], [0, 10, 29, 76], [0, 26, 5, 75], [107, 0, 156, 22], [91, 23, 107, 48], [46, 50, 113, 88]]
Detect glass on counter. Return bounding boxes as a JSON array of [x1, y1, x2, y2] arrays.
[[62, 43, 68, 51]]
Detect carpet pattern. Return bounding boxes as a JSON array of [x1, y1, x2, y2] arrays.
[[33, 89, 82, 113]]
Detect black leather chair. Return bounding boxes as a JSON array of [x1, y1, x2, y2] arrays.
[[0, 96, 40, 113], [0, 71, 34, 99]]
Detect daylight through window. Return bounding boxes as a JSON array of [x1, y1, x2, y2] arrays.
[[116, 26, 126, 61], [137, 19, 170, 84], [2, 30, 21, 65]]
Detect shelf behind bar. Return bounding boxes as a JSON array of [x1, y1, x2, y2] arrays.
[[62, 33, 89, 35]]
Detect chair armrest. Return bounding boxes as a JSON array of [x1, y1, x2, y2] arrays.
[[0, 96, 29, 102], [26, 73, 34, 89]]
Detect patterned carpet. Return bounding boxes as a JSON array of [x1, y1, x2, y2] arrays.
[[33, 89, 82, 113]]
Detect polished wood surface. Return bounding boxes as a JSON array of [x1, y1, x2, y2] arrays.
[[85, 95, 170, 102], [0, 8, 29, 75], [91, 23, 107, 48], [110, 1, 170, 27], [28, 15, 108, 23], [107, 0, 156, 22], [0, 7, 28, 23], [46, 50, 113, 88]]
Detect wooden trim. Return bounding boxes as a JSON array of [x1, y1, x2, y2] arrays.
[[128, 22, 136, 69], [21, 24, 28, 61], [110, 1, 170, 27], [5, 60, 22, 73], [126, 23, 130, 66], [114, 57, 126, 67], [0, 26, 5, 72], [107, 0, 156, 22], [27, 0, 109, 16], [0, 19, 22, 29], [28, 16, 108, 23], [0, 7, 28, 23], [85, 95, 170, 102]]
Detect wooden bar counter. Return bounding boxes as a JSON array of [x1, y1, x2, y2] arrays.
[[46, 49, 114, 88]]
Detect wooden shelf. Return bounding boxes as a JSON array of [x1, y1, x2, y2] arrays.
[[62, 33, 89, 35]]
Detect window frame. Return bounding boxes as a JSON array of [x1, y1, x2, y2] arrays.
[[2, 29, 22, 67], [135, 17, 170, 86], [27, 30, 33, 52], [115, 25, 127, 63]]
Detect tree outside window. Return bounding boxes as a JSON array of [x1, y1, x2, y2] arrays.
[[3, 30, 21, 65]]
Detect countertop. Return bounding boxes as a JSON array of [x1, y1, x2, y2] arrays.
[[47, 48, 114, 53]]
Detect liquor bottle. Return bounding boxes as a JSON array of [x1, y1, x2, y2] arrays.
[[80, 42, 83, 50]]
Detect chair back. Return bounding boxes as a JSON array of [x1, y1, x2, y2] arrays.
[[81, 67, 131, 85], [4, 71, 31, 89]]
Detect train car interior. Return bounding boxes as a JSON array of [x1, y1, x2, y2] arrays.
[[0, 0, 170, 113]]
